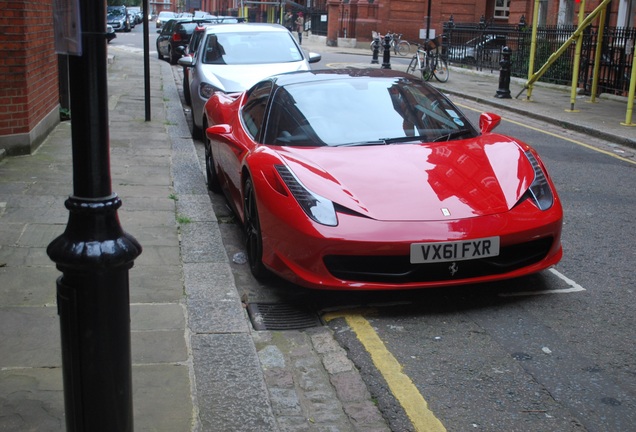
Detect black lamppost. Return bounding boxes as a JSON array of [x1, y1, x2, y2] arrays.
[[426, 0, 432, 39], [47, 0, 142, 430]]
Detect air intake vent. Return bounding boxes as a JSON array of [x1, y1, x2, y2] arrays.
[[246, 303, 323, 331]]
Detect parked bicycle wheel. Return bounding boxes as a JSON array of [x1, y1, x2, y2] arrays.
[[396, 40, 410, 56], [432, 56, 449, 83], [406, 51, 421, 75], [421, 55, 434, 81]]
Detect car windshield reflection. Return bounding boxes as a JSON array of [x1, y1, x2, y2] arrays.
[[265, 77, 477, 147], [202, 31, 303, 65]]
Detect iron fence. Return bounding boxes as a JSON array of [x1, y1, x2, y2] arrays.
[[443, 22, 635, 96], [306, 0, 328, 36]]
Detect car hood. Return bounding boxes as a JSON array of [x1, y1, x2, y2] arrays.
[[275, 135, 535, 221], [200, 61, 310, 93]]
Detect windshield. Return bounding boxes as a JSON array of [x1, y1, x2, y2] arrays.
[[201, 31, 303, 65], [108, 7, 125, 17], [264, 77, 477, 147]]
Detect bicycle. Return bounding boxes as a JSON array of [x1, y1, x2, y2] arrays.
[[405, 39, 449, 83], [370, 31, 411, 56]]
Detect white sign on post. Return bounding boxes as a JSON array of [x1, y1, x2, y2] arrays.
[[53, 0, 82, 55], [419, 28, 435, 40]]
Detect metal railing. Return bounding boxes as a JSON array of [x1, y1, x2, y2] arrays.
[[443, 21, 634, 97]]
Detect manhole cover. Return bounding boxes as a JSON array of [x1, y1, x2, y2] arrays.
[[246, 303, 323, 331]]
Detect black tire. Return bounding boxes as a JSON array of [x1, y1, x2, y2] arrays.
[[192, 119, 203, 141], [433, 56, 449, 83], [421, 56, 434, 81], [204, 139, 221, 193], [169, 46, 179, 65], [406, 56, 418, 75], [183, 75, 191, 105], [396, 40, 410, 56], [243, 178, 269, 279], [157, 43, 163, 60]]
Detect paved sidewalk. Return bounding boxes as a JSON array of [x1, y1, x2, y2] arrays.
[[1, 34, 634, 432], [0, 43, 390, 431]]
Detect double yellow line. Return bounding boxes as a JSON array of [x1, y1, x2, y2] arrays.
[[324, 311, 447, 432]]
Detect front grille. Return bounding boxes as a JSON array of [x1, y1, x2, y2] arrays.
[[323, 237, 554, 283]]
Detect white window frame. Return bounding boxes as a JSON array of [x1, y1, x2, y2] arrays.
[[557, 0, 575, 26], [617, 0, 635, 28], [494, 0, 511, 19]]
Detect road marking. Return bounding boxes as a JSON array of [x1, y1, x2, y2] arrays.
[[454, 102, 636, 165], [324, 312, 447, 432], [498, 268, 586, 297]]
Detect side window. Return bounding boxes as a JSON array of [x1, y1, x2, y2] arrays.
[[162, 21, 173, 35], [241, 81, 273, 141]]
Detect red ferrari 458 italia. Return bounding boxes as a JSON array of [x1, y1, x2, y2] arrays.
[[202, 68, 563, 290]]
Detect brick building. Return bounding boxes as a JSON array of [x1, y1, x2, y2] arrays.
[[0, 0, 60, 156], [1, 0, 633, 157], [326, 0, 634, 45]]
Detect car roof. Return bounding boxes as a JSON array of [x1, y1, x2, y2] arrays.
[[202, 23, 287, 35], [269, 68, 420, 88]]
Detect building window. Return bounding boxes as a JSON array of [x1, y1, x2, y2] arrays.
[[494, 0, 511, 19], [537, 0, 548, 26], [617, 0, 635, 27], [557, 0, 574, 26]]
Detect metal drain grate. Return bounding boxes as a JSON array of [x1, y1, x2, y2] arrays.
[[246, 302, 323, 331]]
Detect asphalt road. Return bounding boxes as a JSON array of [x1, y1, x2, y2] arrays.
[[119, 25, 636, 431]]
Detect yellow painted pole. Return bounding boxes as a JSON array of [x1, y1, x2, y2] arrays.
[[588, 6, 606, 103], [526, 0, 541, 100], [621, 48, 636, 126], [279, 0, 284, 26], [566, 0, 586, 112], [517, 0, 612, 99]]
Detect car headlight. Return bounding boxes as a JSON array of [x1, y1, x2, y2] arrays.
[[275, 165, 338, 226], [523, 150, 554, 210], [199, 83, 219, 100]]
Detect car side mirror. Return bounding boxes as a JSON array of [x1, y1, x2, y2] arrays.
[[156, 29, 161, 33], [206, 124, 232, 138], [177, 56, 194, 67], [479, 112, 501, 133], [308, 52, 322, 64]]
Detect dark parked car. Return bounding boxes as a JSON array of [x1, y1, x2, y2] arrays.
[[156, 18, 213, 65], [107, 5, 132, 32], [448, 34, 506, 64], [127, 6, 143, 24]]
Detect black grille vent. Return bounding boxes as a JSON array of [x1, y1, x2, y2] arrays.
[[324, 237, 554, 284], [246, 303, 323, 331]]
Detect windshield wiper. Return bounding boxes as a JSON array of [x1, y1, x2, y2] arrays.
[[381, 136, 426, 144], [338, 140, 389, 147], [338, 135, 427, 147], [433, 129, 474, 142]]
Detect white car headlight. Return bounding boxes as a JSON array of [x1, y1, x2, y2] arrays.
[[275, 165, 338, 226]]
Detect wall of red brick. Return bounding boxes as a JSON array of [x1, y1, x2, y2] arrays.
[[359, 0, 498, 43], [351, 0, 626, 43], [0, 0, 59, 140]]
